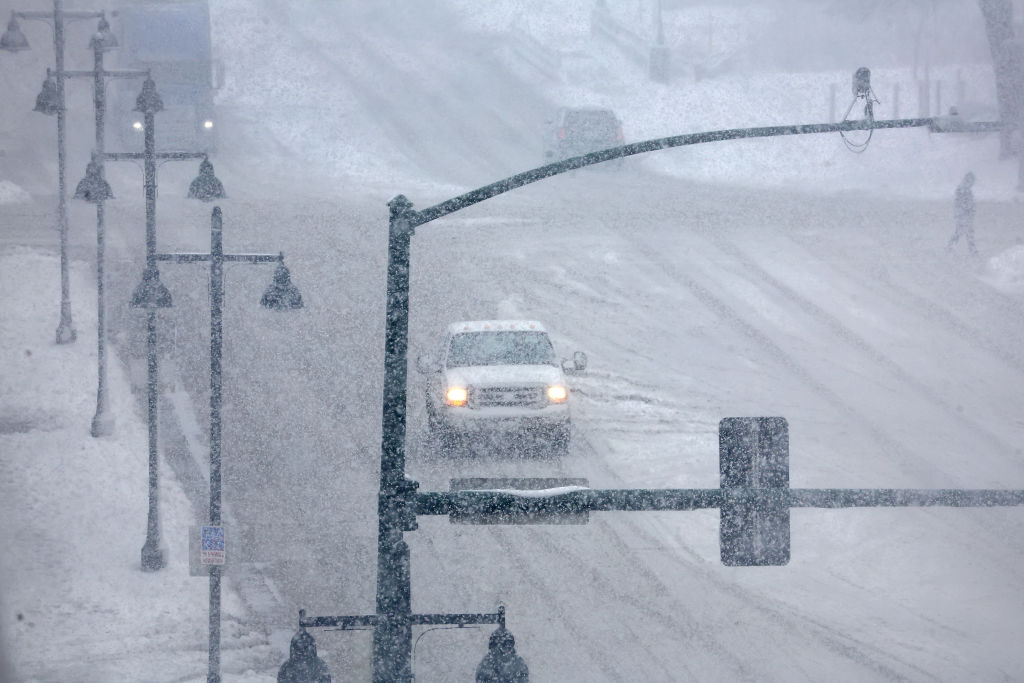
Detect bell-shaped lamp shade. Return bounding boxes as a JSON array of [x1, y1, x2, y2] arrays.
[[34, 73, 61, 116], [261, 258, 303, 310], [130, 266, 173, 309], [476, 625, 529, 681], [74, 159, 113, 203], [89, 16, 118, 51], [134, 77, 163, 114], [1, 14, 30, 52], [188, 157, 226, 201]]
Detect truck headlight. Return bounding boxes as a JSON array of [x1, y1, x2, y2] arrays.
[[132, 121, 143, 131], [445, 386, 468, 406], [547, 385, 568, 403], [203, 120, 214, 130]]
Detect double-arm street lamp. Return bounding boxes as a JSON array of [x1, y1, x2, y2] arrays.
[[4, 5, 149, 437], [100, 74, 226, 571], [136, 205, 302, 683], [1, 0, 112, 344], [65, 17, 151, 437]]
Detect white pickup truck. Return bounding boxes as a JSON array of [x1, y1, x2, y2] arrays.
[[417, 320, 586, 454]]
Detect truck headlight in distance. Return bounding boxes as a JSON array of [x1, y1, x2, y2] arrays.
[[132, 121, 143, 131], [547, 385, 568, 403], [203, 120, 214, 129], [445, 386, 468, 407]]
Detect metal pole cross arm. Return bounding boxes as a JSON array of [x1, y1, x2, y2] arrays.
[[105, 150, 207, 162], [59, 68, 148, 80], [14, 9, 103, 21], [416, 487, 1024, 516], [156, 252, 281, 264], [410, 116, 1000, 228], [299, 611, 505, 630]]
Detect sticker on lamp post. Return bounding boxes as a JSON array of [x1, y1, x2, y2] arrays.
[[190, 525, 227, 575], [201, 525, 225, 564]]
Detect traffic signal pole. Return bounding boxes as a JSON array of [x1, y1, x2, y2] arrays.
[[294, 87, 1012, 680]]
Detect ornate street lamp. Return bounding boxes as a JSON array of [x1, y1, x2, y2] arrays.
[[130, 262, 172, 572], [68, 15, 146, 437], [150, 206, 302, 683], [3, 1, 110, 344], [104, 75, 227, 571]]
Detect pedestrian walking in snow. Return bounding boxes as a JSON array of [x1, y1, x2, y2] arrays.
[[947, 172, 977, 255]]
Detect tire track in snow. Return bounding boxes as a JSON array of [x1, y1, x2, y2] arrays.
[[571, 430, 941, 682], [704, 232, 1020, 463], [407, 435, 724, 679], [511, 523, 757, 681], [487, 524, 699, 682], [621, 229, 916, 467], [784, 228, 1024, 375], [411, 514, 652, 680]]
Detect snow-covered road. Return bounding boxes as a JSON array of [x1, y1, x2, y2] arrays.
[[120, 166, 1024, 680], [5, 0, 1024, 679]]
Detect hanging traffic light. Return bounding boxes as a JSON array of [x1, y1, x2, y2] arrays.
[[719, 416, 791, 566]]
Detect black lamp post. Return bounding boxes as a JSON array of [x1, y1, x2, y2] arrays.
[[6, 6, 132, 435], [649, 0, 670, 82], [2, 1, 111, 344], [143, 205, 301, 683], [70, 14, 146, 437], [106, 76, 225, 571]]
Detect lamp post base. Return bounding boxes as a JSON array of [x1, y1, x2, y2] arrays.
[[141, 539, 166, 572], [56, 317, 77, 344], [90, 408, 114, 437]]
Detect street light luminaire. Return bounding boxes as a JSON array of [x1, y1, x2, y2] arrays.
[[261, 256, 304, 310], [88, 14, 117, 51], [34, 72, 61, 115], [188, 156, 226, 201], [130, 265, 173, 309], [0, 13, 30, 51], [134, 76, 163, 113], [74, 157, 113, 202]]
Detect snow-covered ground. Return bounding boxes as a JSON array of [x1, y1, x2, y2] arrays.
[[0, 248, 274, 680], [4, 0, 1024, 680]]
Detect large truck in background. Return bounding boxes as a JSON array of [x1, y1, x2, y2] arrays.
[[109, 0, 220, 152]]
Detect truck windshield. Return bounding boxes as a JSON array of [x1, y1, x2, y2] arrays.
[[448, 331, 556, 367]]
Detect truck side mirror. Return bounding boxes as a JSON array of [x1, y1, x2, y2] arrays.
[[573, 351, 587, 372], [416, 354, 435, 374], [562, 351, 587, 375]]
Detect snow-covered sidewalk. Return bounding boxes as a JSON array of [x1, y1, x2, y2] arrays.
[[0, 246, 273, 681]]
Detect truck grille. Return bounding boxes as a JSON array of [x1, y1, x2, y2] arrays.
[[470, 385, 545, 409]]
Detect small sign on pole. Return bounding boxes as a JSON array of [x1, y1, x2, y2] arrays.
[[189, 524, 227, 576], [202, 525, 225, 565]]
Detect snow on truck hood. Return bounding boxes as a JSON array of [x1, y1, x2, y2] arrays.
[[445, 364, 564, 386]]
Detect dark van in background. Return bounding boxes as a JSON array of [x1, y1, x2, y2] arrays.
[[545, 107, 623, 162], [110, 0, 220, 152]]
